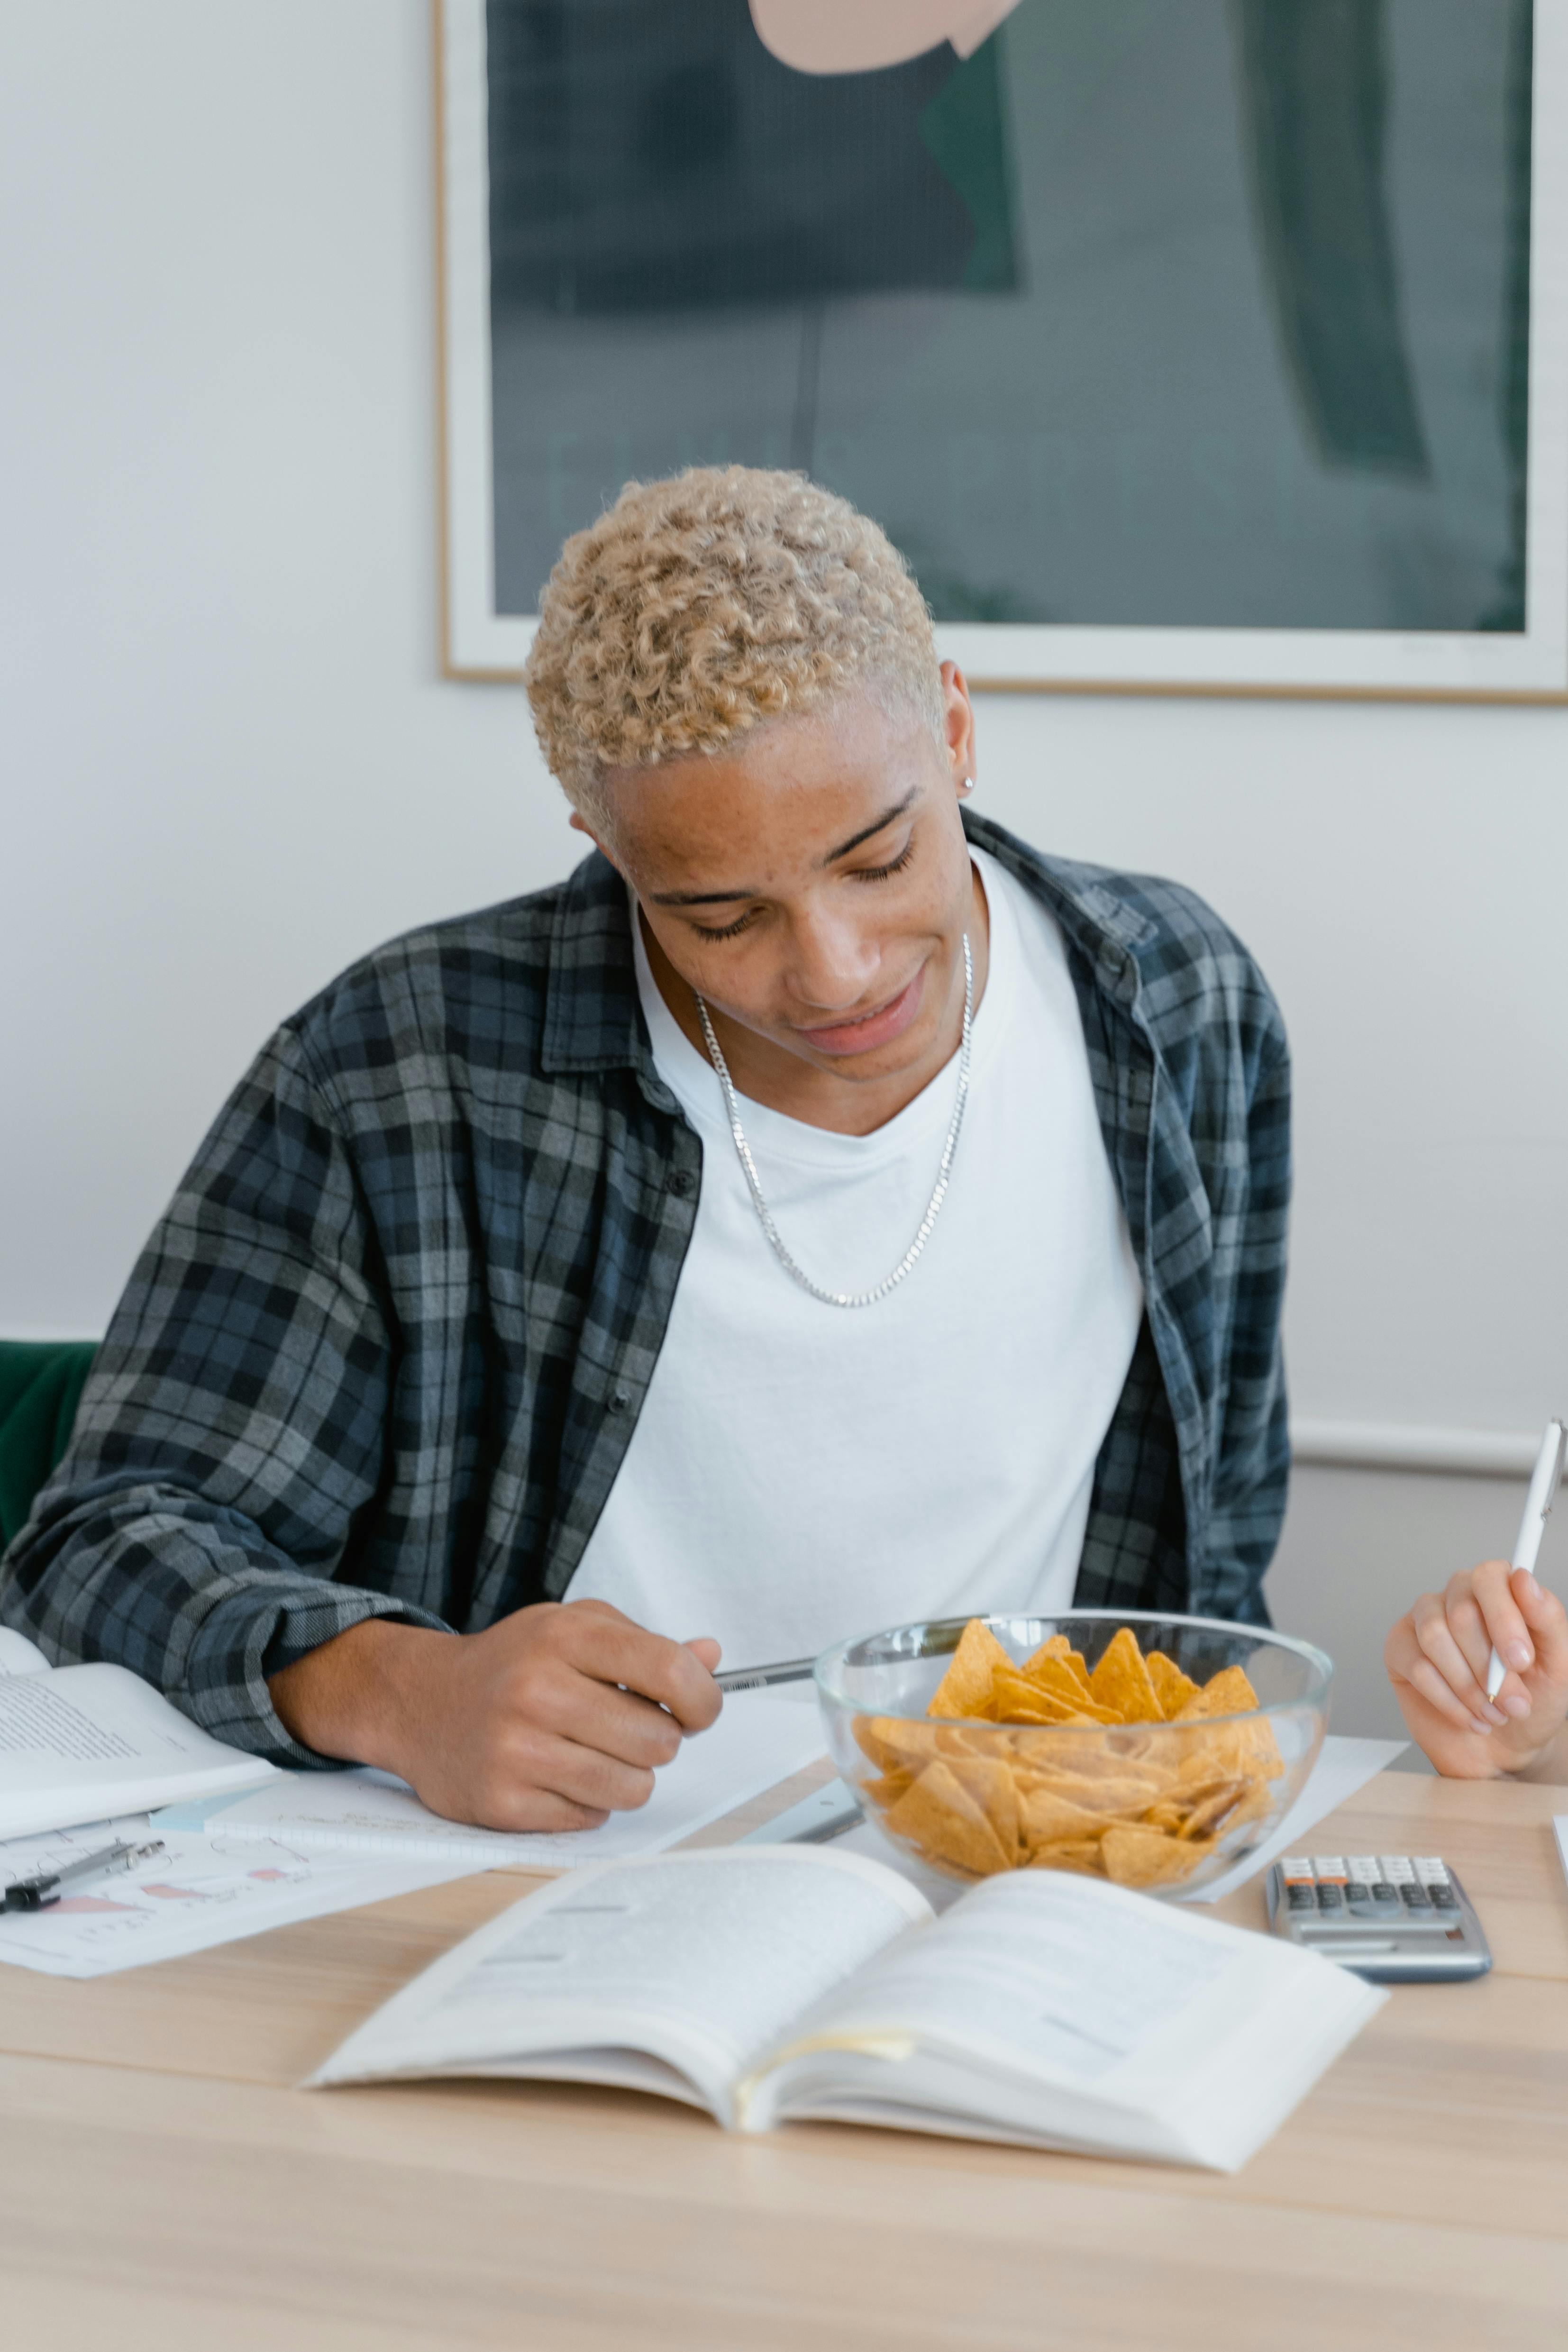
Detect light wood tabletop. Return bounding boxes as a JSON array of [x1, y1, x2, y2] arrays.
[[3, 1764, 1567, 2350]]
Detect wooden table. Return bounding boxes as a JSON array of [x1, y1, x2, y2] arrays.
[[3, 1767, 1567, 2349]]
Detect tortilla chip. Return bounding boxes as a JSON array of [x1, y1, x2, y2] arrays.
[[926, 1619, 1014, 1720], [1217, 1777, 1275, 1832], [1089, 1627, 1164, 1723], [1019, 1785, 1116, 1847], [1101, 1824, 1212, 1887], [932, 1723, 994, 1758], [1021, 1639, 1093, 1699], [946, 1754, 1022, 1859], [868, 1719, 941, 1771], [1025, 1837, 1106, 1876], [1014, 1769, 1167, 1816], [1021, 1655, 1122, 1719], [1178, 1778, 1250, 1838], [1182, 1717, 1284, 1783], [1177, 1663, 1261, 1721], [988, 1672, 1074, 1725], [1027, 1732, 1168, 1784], [991, 1670, 1121, 1727], [853, 1714, 894, 1768], [1146, 1650, 1201, 1720], [884, 1760, 1012, 1876], [860, 1770, 914, 1811]]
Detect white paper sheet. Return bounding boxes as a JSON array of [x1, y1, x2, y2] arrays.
[[0, 1813, 486, 1978], [156, 1688, 829, 1869]]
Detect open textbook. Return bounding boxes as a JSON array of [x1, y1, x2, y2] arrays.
[[312, 1845, 1385, 2172], [0, 1628, 277, 1837]]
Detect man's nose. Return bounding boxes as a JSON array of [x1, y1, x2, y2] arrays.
[[785, 911, 880, 1012]]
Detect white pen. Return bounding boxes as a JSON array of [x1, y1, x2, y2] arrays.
[[1486, 1419, 1567, 1701]]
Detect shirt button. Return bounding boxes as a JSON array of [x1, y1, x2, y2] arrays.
[[606, 1389, 631, 1415], [666, 1169, 695, 1196]]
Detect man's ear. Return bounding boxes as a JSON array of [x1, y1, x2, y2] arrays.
[[567, 806, 625, 875], [939, 660, 977, 793]]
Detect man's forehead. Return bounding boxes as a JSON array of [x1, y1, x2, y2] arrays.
[[602, 697, 936, 888]]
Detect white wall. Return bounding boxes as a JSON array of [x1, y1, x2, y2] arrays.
[[3, 4, 1566, 1726]]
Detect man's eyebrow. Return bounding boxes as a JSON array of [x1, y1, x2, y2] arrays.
[[821, 789, 919, 865], [647, 789, 920, 908], [648, 785, 921, 903]]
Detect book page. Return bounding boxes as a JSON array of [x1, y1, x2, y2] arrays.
[[770, 1872, 1239, 2086], [158, 1687, 826, 1865], [754, 1869, 1384, 2166], [0, 1663, 277, 1838], [311, 1846, 932, 2121], [0, 1630, 50, 1678]]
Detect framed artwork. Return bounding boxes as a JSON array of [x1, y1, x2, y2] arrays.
[[437, 0, 1568, 697]]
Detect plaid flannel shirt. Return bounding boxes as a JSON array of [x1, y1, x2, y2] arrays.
[[1, 814, 1291, 1762]]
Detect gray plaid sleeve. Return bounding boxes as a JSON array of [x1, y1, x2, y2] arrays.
[[1201, 1033, 1292, 1623], [0, 1024, 449, 1763]]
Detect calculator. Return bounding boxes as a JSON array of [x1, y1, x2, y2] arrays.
[[1266, 1854, 1493, 1983]]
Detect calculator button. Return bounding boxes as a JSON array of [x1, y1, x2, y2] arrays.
[[1400, 1884, 1432, 1910], [1429, 1885, 1459, 1910], [1315, 1885, 1344, 1910], [1370, 1884, 1398, 1904], [1286, 1885, 1315, 1911]]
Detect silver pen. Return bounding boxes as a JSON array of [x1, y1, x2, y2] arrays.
[[1, 1836, 166, 1913], [713, 1655, 817, 1695]]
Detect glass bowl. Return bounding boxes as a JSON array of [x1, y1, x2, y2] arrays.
[[815, 1611, 1331, 1899]]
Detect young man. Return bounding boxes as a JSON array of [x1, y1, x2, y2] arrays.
[[2, 467, 1291, 1830]]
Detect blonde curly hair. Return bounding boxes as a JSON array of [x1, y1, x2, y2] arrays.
[[523, 466, 942, 829]]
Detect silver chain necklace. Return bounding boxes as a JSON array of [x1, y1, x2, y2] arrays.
[[692, 935, 974, 1309]]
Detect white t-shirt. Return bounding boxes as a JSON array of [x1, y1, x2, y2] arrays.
[[564, 848, 1143, 1663]]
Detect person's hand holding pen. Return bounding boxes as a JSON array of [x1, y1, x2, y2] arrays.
[[1385, 1560, 1568, 1779], [1385, 1421, 1568, 1780], [267, 1599, 723, 1832]]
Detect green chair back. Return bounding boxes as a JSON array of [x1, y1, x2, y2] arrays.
[[0, 1341, 99, 1551]]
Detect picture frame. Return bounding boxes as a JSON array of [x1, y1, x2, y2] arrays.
[[436, 0, 1568, 700]]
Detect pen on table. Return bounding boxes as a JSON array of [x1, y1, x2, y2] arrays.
[[1, 1836, 165, 1914], [1486, 1419, 1567, 1702], [713, 1656, 817, 1695]]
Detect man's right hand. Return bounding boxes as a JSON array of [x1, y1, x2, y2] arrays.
[[267, 1599, 723, 1832]]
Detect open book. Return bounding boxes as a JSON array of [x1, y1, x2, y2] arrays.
[[311, 1845, 1385, 2170], [0, 1628, 277, 1837]]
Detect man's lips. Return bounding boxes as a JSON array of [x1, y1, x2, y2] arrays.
[[795, 965, 926, 1056]]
